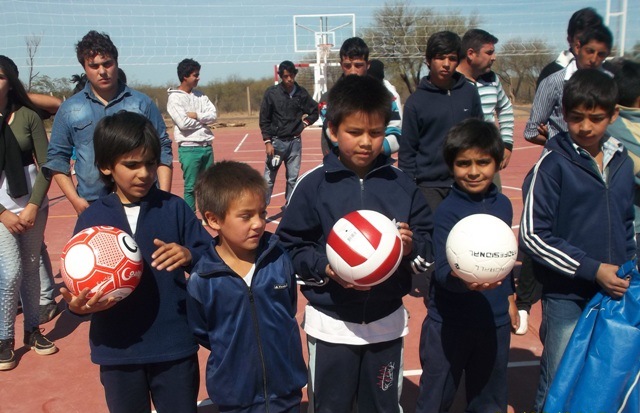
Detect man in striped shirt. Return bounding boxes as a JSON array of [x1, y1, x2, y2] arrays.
[[524, 24, 613, 146], [457, 29, 514, 171]]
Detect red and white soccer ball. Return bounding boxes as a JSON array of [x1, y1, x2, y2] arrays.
[[326, 210, 403, 287], [445, 214, 518, 284], [60, 226, 143, 302]]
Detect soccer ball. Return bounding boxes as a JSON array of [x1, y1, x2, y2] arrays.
[[326, 210, 403, 287], [445, 214, 517, 284], [60, 226, 143, 302]]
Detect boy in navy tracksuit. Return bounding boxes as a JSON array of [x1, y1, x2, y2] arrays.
[[416, 119, 516, 413], [399, 30, 483, 214], [519, 69, 633, 412], [277, 75, 433, 413], [186, 161, 306, 413], [61, 112, 212, 413]]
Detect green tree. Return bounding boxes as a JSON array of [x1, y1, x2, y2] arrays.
[[30, 75, 73, 99], [361, 1, 480, 94]]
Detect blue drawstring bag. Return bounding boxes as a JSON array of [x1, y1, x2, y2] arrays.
[[544, 259, 640, 413]]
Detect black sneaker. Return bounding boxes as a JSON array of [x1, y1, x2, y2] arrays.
[[39, 302, 61, 325], [0, 339, 16, 371], [24, 329, 58, 355]]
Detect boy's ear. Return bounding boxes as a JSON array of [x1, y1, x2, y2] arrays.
[[609, 106, 620, 124], [203, 211, 222, 231], [99, 166, 112, 177], [328, 122, 339, 143]]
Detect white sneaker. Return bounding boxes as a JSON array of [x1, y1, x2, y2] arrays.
[[515, 310, 529, 335]]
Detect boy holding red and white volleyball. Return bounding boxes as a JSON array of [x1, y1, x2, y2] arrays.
[[277, 74, 433, 413]]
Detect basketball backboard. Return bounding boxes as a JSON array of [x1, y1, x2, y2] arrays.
[[293, 14, 356, 53]]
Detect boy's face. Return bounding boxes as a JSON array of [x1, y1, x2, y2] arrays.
[[565, 104, 618, 154], [452, 147, 497, 195], [469, 43, 496, 74], [575, 39, 610, 70], [83, 54, 119, 98], [329, 111, 386, 178], [183, 70, 200, 90], [427, 52, 459, 88], [280, 69, 296, 93], [100, 146, 158, 204], [340, 56, 369, 76], [206, 190, 267, 257]]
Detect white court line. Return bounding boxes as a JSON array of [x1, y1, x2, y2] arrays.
[[234, 133, 250, 152], [513, 145, 542, 151], [403, 361, 539, 378], [502, 186, 521, 191]]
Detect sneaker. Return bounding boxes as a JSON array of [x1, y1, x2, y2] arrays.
[[0, 339, 16, 371], [24, 329, 58, 355], [515, 310, 529, 335], [39, 302, 61, 325]]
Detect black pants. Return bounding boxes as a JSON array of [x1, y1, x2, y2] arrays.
[[307, 336, 403, 413], [100, 354, 199, 413], [515, 253, 543, 312]]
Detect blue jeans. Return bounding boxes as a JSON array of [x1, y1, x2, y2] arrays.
[[533, 296, 587, 411], [264, 137, 301, 205]]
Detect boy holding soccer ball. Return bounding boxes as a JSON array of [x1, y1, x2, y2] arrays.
[[277, 74, 433, 413], [520, 69, 633, 412], [60, 111, 212, 413], [186, 160, 306, 412], [415, 118, 516, 413]]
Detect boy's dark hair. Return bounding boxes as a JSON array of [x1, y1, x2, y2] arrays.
[[326, 74, 391, 130], [562, 69, 618, 116], [177, 58, 201, 82], [94, 111, 161, 188], [612, 60, 640, 107], [567, 8, 603, 43], [278, 60, 298, 77], [443, 118, 504, 170], [577, 24, 613, 51], [426, 31, 462, 62], [195, 161, 267, 218], [339, 37, 369, 61], [76, 30, 119, 65], [368, 59, 385, 81], [462, 29, 498, 53]]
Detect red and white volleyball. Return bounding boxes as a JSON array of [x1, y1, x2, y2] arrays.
[[446, 214, 517, 284], [60, 226, 143, 302], [326, 210, 403, 287]]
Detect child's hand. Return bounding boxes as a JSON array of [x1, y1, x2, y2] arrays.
[[60, 287, 118, 314], [396, 222, 413, 256], [452, 271, 503, 291], [325, 264, 371, 291], [595, 263, 629, 298], [508, 295, 519, 332], [151, 238, 192, 271]]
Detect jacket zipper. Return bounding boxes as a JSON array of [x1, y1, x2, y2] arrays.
[[248, 287, 270, 412]]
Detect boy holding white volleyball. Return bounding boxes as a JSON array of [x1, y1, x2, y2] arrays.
[[415, 118, 516, 413], [186, 160, 306, 412], [520, 69, 633, 412], [60, 111, 212, 413], [276, 74, 433, 413]]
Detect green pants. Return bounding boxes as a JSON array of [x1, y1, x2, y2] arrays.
[[178, 145, 213, 211]]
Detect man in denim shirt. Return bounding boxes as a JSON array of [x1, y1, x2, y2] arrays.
[[44, 31, 173, 215]]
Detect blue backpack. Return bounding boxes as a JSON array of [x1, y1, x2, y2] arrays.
[[544, 259, 640, 413]]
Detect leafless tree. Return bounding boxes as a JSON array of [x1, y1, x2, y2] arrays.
[[25, 34, 42, 92]]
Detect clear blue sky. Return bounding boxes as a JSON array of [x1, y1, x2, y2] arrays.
[[2, 0, 638, 87]]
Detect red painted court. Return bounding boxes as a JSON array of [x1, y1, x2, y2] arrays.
[[0, 120, 544, 413]]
